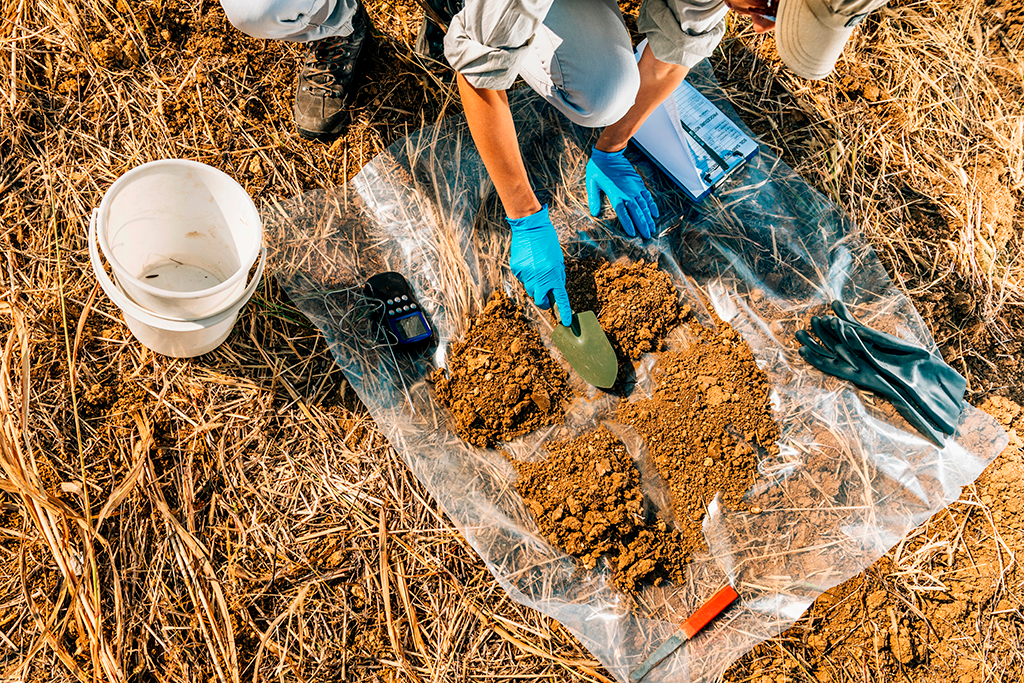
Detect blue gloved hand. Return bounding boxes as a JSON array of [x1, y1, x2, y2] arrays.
[[507, 205, 573, 327], [585, 147, 659, 239]]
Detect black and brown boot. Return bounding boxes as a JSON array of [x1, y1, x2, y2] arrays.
[[412, 0, 463, 65], [294, 6, 370, 141]]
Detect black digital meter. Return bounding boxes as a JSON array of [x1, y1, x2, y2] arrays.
[[364, 272, 434, 349]]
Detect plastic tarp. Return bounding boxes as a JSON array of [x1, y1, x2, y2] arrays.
[[263, 63, 1008, 681]]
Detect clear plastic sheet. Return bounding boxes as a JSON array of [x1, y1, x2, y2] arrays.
[[263, 63, 1008, 682]]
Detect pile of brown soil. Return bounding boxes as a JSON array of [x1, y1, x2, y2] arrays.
[[618, 318, 780, 552], [511, 427, 690, 595], [431, 291, 572, 447], [564, 258, 686, 360]]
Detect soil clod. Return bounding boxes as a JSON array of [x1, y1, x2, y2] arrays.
[[511, 427, 690, 595], [431, 291, 572, 447], [563, 258, 687, 360], [619, 318, 780, 553]]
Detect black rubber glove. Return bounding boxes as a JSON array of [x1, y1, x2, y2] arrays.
[[826, 302, 966, 434], [796, 325, 947, 446]]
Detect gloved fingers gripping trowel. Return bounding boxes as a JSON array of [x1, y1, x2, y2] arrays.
[[505, 205, 618, 388], [796, 326, 947, 446]]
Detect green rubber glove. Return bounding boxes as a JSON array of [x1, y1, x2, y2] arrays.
[[585, 148, 659, 239], [507, 205, 573, 327], [824, 302, 966, 434], [796, 325, 947, 446], [829, 302, 966, 416]]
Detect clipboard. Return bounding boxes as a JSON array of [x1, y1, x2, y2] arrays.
[[630, 41, 759, 203]]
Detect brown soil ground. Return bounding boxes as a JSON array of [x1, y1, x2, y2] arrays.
[[510, 427, 690, 596], [619, 317, 780, 555], [510, 303, 779, 600], [724, 397, 1024, 683], [563, 258, 687, 360], [431, 291, 572, 447], [3, 0, 1023, 680]]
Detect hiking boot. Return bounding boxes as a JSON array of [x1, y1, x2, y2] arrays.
[[294, 6, 370, 141], [413, 18, 447, 65], [412, 0, 463, 64]]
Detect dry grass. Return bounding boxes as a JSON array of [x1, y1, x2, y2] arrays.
[[714, 1, 1024, 398], [712, 2, 1024, 680], [0, 1, 606, 681], [0, 0, 1022, 682]]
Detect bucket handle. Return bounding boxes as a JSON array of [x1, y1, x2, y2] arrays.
[[89, 209, 266, 332]]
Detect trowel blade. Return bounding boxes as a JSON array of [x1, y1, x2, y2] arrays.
[[550, 311, 618, 388]]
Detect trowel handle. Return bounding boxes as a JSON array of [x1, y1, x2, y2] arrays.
[[552, 303, 579, 333]]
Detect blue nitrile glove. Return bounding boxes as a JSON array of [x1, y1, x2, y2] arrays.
[[507, 205, 573, 327], [586, 147, 660, 239]]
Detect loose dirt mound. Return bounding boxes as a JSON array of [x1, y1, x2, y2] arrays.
[[431, 291, 572, 447], [511, 427, 690, 595], [564, 258, 686, 360], [619, 318, 780, 552]]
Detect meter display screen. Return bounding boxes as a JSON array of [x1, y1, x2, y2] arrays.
[[396, 313, 428, 340], [365, 271, 433, 349]]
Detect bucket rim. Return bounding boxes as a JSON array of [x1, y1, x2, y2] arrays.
[[95, 158, 263, 301], [90, 208, 266, 333]]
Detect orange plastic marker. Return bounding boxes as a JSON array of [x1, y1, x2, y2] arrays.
[[681, 584, 739, 639]]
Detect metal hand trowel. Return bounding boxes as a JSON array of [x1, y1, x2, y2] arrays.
[[550, 310, 618, 388]]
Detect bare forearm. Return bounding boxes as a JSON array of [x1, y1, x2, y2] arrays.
[[457, 73, 542, 220], [595, 47, 690, 153]]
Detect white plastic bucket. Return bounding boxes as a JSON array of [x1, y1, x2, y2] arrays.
[[88, 159, 267, 358], [89, 209, 266, 357], [95, 159, 263, 319]]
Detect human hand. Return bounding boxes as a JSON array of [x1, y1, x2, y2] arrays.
[[507, 205, 573, 327], [723, 0, 777, 32], [585, 148, 659, 239]]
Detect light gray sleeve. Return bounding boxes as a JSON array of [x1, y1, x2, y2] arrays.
[[443, 0, 556, 90], [638, 0, 729, 68]]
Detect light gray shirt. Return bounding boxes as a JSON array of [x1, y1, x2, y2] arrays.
[[444, 0, 729, 90]]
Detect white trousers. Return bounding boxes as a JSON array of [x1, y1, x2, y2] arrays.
[[219, 0, 361, 42], [219, 0, 640, 127]]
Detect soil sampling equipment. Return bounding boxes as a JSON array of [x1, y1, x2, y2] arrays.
[[88, 159, 265, 357], [550, 310, 618, 388], [364, 271, 434, 351], [629, 585, 740, 682], [266, 68, 1008, 683]]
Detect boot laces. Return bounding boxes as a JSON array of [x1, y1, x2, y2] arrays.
[[303, 37, 356, 95]]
